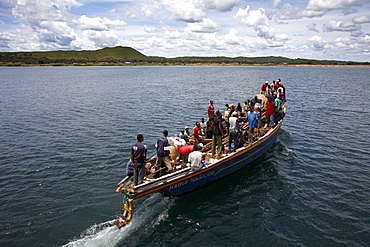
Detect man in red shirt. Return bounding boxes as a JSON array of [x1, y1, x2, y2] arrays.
[[207, 100, 215, 119], [179, 145, 194, 163], [193, 122, 202, 145], [260, 81, 269, 95], [265, 97, 275, 127]]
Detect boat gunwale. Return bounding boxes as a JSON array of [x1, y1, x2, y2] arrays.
[[132, 120, 282, 199]]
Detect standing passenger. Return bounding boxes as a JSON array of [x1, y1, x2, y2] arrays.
[[228, 112, 239, 152], [200, 118, 207, 136], [260, 81, 269, 95], [131, 134, 146, 185], [212, 112, 224, 157], [207, 100, 215, 119], [193, 122, 202, 145], [265, 97, 275, 127], [206, 117, 213, 139], [247, 108, 258, 143], [155, 130, 172, 172], [274, 96, 283, 125]]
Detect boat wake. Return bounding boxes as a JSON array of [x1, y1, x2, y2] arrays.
[[63, 193, 174, 247]]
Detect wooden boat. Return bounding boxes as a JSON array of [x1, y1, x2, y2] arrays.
[[114, 98, 285, 229]]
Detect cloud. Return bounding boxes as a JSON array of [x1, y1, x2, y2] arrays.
[[82, 30, 118, 47], [162, 0, 205, 23], [202, 0, 240, 12], [353, 15, 370, 24], [273, 0, 282, 8], [224, 28, 242, 45], [307, 23, 319, 32], [9, 0, 81, 49], [358, 34, 370, 44], [235, 7, 268, 27], [351, 30, 364, 37], [305, 0, 361, 12], [37, 21, 76, 46], [324, 20, 361, 32], [278, 0, 362, 20], [335, 36, 351, 46], [308, 35, 329, 49], [76, 15, 127, 31], [161, 0, 239, 23], [0, 32, 14, 48], [186, 18, 220, 33], [235, 7, 289, 46]]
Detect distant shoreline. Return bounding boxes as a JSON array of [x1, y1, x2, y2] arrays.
[[1, 62, 370, 67]]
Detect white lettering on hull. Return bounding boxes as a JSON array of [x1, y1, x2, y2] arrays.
[[168, 171, 216, 190]]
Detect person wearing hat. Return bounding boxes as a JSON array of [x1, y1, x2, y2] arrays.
[[184, 126, 190, 136], [155, 130, 172, 173]]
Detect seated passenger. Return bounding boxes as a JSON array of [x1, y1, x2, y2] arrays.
[[188, 145, 203, 171]]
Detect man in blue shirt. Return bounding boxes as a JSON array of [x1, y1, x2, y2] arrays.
[[131, 134, 146, 185], [155, 130, 172, 173], [247, 108, 258, 143]]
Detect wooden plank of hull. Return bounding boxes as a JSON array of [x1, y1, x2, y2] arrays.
[[131, 121, 282, 199]]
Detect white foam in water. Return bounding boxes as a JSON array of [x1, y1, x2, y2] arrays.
[[63, 193, 174, 247]]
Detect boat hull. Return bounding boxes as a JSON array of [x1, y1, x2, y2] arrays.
[[158, 121, 281, 197]]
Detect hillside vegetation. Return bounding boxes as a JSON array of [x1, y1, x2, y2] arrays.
[[0, 46, 368, 66]]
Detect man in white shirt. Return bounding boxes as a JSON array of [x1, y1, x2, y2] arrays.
[[188, 145, 203, 171], [228, 112, 239, 152]]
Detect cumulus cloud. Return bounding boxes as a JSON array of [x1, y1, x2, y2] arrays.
[[351, 30, 364, 37], [235, 7, 268, 27], [224, 28, 242, 45], [9, 0, 81, 49], [307, 23, 319, 32], [353, 15, 370, 24], [161, 0, 239, 23], [273, 0, 282, 8], [335, 36, 351, 46], [202, 0, 240, 12], [278, 0, 362, 20], [76, 15, 127, 31], [162, 0, 205, 22], [37, 21, 76, 46], [186, 18, 220, 33], [305, 0, 360, 12], [0, 32, 14, 48], [324, 20, 361, 32], [235, 7, 289, 46], [308, 35, 329, 49], [358, 34, 370, 44], [82, 30, 118, 47]]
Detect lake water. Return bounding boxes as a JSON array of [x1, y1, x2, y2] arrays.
[[1, 66, 369, 247]]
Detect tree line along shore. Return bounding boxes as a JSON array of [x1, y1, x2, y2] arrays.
[[0, 46, 369, 67]]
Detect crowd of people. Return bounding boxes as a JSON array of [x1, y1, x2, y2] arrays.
[[127, 79, 286, 185]]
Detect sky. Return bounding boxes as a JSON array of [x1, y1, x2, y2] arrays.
[[0, 0, 369, 62]]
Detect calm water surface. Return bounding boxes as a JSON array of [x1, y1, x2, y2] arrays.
[[0, 66, 369, 247]]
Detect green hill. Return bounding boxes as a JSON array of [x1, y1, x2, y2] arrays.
[[0, 46, 368, 66], [0, 46, 149, 64]]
